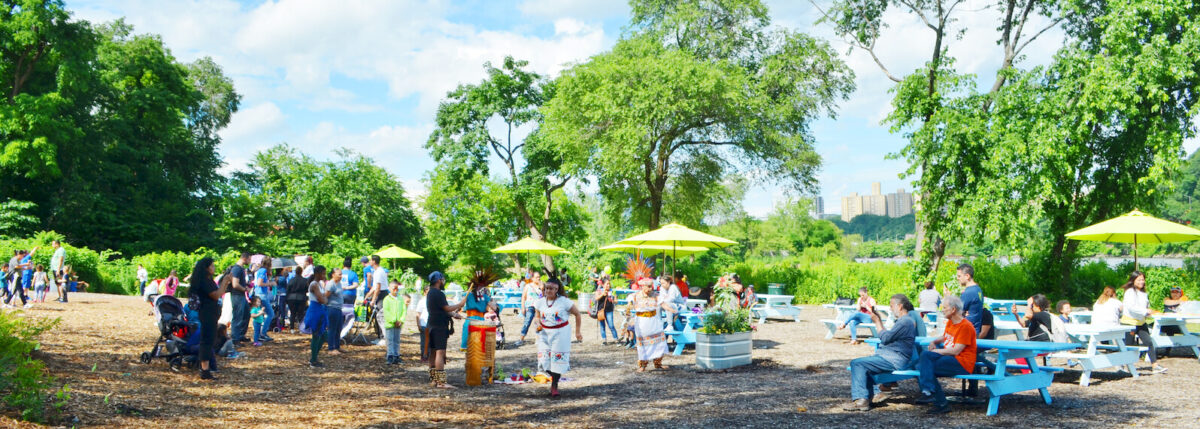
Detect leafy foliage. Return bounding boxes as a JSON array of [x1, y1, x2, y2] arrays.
[[0, 310, 65, 423], [831, 214, 915, 241]]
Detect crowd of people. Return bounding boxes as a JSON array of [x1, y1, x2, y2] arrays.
[[2, 240, 83, 308], [843, 264, 1183, 414]]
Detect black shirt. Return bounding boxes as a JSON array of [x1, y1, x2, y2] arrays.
[[192, 278, 220, 317], [427, 288, 451, 330], [229, 264, 247, 292], [980, 309, 997, 340], [1027, 311, 1053, 342]]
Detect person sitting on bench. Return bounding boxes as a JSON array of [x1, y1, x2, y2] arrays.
[[916, 295, 977, 415], [839, 287, 878, 345], [843, 294, 919, 412]]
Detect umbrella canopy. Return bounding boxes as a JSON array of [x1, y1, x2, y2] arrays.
[[599, 243, 710, 258], [615, 223, 737, 249], [374, 245, 423, 259], [491, 237, 570, 256], [1066, 209, 1200, 269], [270, 257, 298, 268]]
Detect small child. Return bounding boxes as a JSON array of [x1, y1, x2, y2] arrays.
[[619, 305, 636, 348], [484, 307, 503, 344], [381, 281, 407, 365], [32, 264, 48, 303], [250, 296, 266, 346]]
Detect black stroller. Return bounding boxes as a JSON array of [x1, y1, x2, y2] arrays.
[[139, 295, 199, 371]]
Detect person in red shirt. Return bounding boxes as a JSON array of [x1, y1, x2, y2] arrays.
[[916, 295, 977, 414], [673, 270, 689, 299]]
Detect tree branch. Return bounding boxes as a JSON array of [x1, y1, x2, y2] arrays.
[[1015, 18, 1062, 55], [807, 0, 903, 83]]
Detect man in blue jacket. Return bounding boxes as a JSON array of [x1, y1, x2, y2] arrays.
[[844, 294, 919, 411]]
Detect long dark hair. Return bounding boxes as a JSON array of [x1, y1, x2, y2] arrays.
[[1122, 270, 1145, 291], [189, 257, 216, 300]]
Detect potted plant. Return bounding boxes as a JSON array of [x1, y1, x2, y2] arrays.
[[696, 285, 753, 369]]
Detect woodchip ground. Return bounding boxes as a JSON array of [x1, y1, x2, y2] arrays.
[[5, 293, 1200, 428]]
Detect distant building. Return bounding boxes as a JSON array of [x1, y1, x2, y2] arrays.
[[811, 196, 824, 219], [842, 182, 914, 222]]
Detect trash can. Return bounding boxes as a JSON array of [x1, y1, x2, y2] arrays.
[[767, 283, 784, 295]]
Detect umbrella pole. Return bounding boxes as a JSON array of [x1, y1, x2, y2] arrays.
[[1134, 235, 1139, 271]]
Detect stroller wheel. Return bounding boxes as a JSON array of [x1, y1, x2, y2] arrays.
[[140, 352, 152, 364], [169, 356, 183, 372]]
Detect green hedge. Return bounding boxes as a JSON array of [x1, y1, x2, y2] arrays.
[[0, 311, 66, 423]]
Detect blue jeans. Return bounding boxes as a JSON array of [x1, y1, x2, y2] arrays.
[[599, 311, 618, 340], [231, 294, 249, 341], [917, 351, 970, 406], [850, 355, 898, 400], [418, 325, 428, 359], [385, 327, 402, 358], [252, 321, 264, 342], [520, 306, 536, 337], [327, 305, 344, 351], [844, 312, 873, 340], [255, 294, 275, 335]]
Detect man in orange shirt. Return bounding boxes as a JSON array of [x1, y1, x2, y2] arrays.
[[915, 295, 977, 414]]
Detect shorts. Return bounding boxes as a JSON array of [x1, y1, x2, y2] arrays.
[[427, 326, 450, 351]]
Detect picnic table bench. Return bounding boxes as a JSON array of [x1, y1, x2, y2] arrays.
[[752, 294, 802, 324], [867, 336, 1079, 415], [1049, 324, 1138, 386], [613, 288, 636, 306], [820, 304, 885, 340], [663, 313, 705, 355], [492, 289, 523, 311], [1148, 314, 1200, 362]]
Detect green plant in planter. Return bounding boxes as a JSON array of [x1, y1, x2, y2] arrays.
[[699, 285, 752, 335]]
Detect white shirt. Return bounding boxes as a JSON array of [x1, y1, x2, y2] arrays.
[[1122, 287, 1149, 320], [1091, 298, 1123, 328], [414, 296, 428, 326], [918, 289, 941, 312], [137, 267, 148, 283], [308, 280, 326, 302], [372, 267, 388, 294], [51, 247, 66, 271]]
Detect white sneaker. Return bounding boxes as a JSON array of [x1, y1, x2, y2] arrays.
[[24, 303, 33, 308]]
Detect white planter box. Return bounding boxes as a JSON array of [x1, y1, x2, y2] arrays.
[[696, 331, 753, 369]]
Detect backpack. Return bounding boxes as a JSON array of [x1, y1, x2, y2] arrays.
[[588, 295, 602, 319], [1049, 314, 1069, 343]]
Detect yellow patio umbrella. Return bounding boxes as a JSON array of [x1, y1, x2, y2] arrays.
[[599, 243, 710, 258], [492, 237, 569, 274], [374, 245, 423, 259], [615, 223, 737, 275], [1066, 209, 1200, 270]]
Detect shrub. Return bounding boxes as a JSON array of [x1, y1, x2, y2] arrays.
[[0, 312, 67, 423]]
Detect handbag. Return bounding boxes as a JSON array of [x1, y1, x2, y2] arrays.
[[1119, 315, 1149, 326]]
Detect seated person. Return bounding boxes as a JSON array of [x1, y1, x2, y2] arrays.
[[916, 295, 977, 415], [1011, 294, 1053, 342], [1055, 300, 1072, 324], [843, 294, 919, 411], [839, 287, 878, 345], [1162, 287, 1188, 336]]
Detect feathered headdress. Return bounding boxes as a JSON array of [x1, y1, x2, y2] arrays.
[[469, 266, 501, 289], [622, 256, 653, 284]]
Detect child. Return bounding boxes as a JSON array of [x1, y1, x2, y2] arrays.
[[1055, 300, 1072, 324], [619, 305, 636, 348], [251, 296, 266, 346], [32, 264, 48, 303], [484, 307, 503, 344], [381, 280, 407, 364]]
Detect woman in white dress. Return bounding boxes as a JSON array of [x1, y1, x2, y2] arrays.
[[631, 278, 678, 372], [535, 277, 582, 399]]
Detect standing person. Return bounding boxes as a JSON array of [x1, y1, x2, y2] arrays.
[[366, 256, 389, 345], [189, 257, 224, 380], [286, 264, 310, 333], [956, 264, 984, 334], [32, 264, 48, 303], [460, 274, 495, 350], [341, 258, 360, 305], [3, 250, 18, 304], [918, 281, 941, 313], [4, 249, 32, 308], [137, 264, 148, 296], [50, 240, 66, 302], [162, 270, 179, 297], [838, 287, 878, 345], [535, 277, 583, 399], [229, 253, 251, 344], [915, 295, 977, 415], [304, 266, 331, 368], [516, 272, 542, 346], [382, 280, 408, 364], [325, 269, 345, 355], [250, 296, 266, 346], [843, 294, 919, 411], [413, 283, 430, 362], [360, 256, 373, 303], [253, 259, 275, 342], [1121, 271, 1167, 374], [631, 278, 676, 372], [594, 275, 618, 344], [425, 271, 465, 388]]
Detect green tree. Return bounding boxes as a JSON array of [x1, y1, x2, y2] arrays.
[[421, 167, 522, 267], [543, 0, 854, 231]]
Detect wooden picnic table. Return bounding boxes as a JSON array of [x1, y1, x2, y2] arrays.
[[752, 294, 802, 323], [1050, 324, 1138, 386], [916, 336, 1079, 416], [1149, 314, 1200, 361]]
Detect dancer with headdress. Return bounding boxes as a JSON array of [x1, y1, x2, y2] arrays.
[[464, 268, 500, 386]]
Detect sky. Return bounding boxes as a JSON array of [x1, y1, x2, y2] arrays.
[[67, 0, 1199, 218]]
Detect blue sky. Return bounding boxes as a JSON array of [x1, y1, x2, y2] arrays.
[[67, 0, 1198, 218]]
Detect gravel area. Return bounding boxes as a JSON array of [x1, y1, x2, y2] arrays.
[[7, 293, 1200, 427]]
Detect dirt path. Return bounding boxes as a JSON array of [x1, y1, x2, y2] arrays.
[[6, 293, 1200, 427]]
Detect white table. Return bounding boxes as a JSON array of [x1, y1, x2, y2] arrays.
[[819, 304, 877, 339], [1068, 311, 1092, 324], [994, 319, 1026, 340], [1050, 324, 1139, 386], [752, 294, 801, 323], [1150, 314, 1200, 361]]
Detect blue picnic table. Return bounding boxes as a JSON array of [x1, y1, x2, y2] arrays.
[[663, 312, 706, 355], [866, 336, 1079, 415], [612, 288, 636, 305], [492, 289, 523, 311]]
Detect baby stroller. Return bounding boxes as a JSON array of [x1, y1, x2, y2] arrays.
[[139, 295, 199, 371], [486, 311, 508, 350]]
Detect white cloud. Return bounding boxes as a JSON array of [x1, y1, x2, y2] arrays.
[[518, 0, 629, 21]]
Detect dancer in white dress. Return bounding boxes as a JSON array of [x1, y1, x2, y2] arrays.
[[535, 277, 582, 399], [632, 278, 678, 372]]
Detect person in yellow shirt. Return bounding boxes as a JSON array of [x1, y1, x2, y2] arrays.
[[382, 280, 408, 365]]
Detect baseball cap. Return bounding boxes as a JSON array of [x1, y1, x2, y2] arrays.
[[428, 271, 445, 283], [360, 256, 369, 264]]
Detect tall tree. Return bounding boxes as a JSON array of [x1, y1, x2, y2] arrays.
[[543, 0, 854, 231], [425, 56, 573, 270]]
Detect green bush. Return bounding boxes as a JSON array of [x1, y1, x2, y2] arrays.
[[0, 311, 67, 423]]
